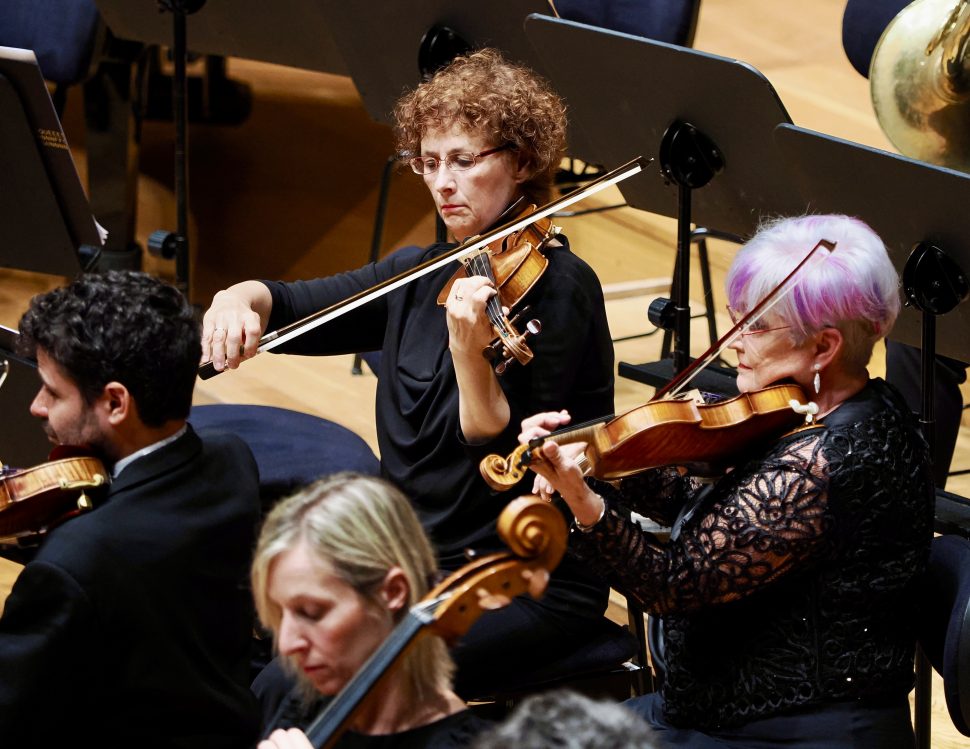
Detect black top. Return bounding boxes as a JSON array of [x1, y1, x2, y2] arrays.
[[572, 379, 935, 730], [254, 658, 491, 748], [334, 711, 491, 749], [264, 236, 614, 567], [0, 427, 262, 748]]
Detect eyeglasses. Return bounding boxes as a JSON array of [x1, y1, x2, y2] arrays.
[[407, 144, 511, 175], [726, 306, 792, 337]]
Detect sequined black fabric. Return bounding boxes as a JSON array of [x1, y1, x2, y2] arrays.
[[571, 379, 934, 730]]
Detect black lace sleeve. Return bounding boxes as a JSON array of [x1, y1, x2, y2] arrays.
[[572, 429, 831, 615]]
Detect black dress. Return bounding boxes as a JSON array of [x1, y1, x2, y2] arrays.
[[570, 379, 934, 748], [262, 234, 614, 693]]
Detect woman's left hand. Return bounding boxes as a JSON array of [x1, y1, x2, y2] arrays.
[[445, 275, 498, 361], [257, 728, 313, 749], [518, 412, 604, 525]]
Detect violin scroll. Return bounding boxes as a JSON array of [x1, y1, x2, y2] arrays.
[[484, 307, 542, 374], [480, 443, 533, 491]]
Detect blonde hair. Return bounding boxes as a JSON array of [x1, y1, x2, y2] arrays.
[[251, 472, 454, 702], [394, 48, 567, 205]]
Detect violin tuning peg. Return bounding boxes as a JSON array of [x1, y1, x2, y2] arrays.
[[77, 492, 93, 511], [495, 357, 513, 375], [525, 319, 541, 337]]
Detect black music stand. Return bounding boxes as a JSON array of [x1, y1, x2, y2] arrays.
[[313, 0, 552, 125], [94, 0, 352, 296], [775, 122, 970, 749], [94, 0, 348, 76], [776, 124, 970, 363], [0, 46, 102, 276], [524, 15, 805, 391], [0, 326, 50, 469]]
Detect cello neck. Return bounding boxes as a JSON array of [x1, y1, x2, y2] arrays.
[[303, 599, 438, 749]]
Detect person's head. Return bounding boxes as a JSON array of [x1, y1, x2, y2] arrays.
[[725, 214, 900, 394], [17, 270, 199, 461], [251, 472, 453, 702], [472, 689, 660, 749], [394, 48, 567, 240]]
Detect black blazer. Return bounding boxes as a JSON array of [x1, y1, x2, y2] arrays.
[[0, 426, 262, 748]]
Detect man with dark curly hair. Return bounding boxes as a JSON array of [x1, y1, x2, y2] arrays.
[[200, 49, 615, 697], [0, 270, 262, 748]]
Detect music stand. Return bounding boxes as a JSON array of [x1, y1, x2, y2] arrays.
[[775, 122, 970, 749], [523, 15, 804, 388], [313, 0, 553, 125], [0, 47, 102, 276], [0, 326, 50, 469], [775, 124, 970, 363], [94, 0, 348, 76]]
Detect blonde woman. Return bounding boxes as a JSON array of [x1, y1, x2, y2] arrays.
[[252, 472, 490, 748]]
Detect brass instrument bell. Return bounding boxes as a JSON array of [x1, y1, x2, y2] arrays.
[[870, 0, 970, 171]]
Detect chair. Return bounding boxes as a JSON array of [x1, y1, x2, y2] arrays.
[[461, 588, 654, 719], [917, 534, 970, 737], [0, 0, 103, 115], [555, 0, 701, 47], [188, 404, 380, 512], [841, 0, 911, 79]]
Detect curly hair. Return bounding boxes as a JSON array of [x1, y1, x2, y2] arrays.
[[17, 270, 200, 427], [394, 48, 567, 205]]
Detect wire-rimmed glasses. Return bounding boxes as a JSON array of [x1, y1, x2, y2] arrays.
[[726, 306, 792, 337], [407, 144, 511, 175]]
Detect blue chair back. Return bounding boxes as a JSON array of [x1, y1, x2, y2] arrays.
[[0, 0, 101, 85], [841, 0, 910, 78], [555, 0, 701, 47], [918, 534, 970, 736], [189, 404, 380, 509]]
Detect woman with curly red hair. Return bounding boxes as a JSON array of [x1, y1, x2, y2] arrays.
[[200, 49, 615, 694]]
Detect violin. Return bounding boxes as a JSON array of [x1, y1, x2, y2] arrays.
[[436, 205, 559, 374], [0, 446, 109, 543], [198, 156, 650, 380], [480, 238, 838, 490], [302, 496, 566, 748], [480, 383, 809, 490]]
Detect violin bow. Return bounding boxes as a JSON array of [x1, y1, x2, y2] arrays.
[[654, 238, 836, 400], [199, 156, 651, 380]]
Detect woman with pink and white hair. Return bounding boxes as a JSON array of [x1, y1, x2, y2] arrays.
[[519, 215, 934, 748]]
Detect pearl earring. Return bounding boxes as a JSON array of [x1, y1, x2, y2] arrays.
[[812, 363, 821, 395]]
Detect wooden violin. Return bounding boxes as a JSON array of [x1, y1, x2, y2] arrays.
[[480, 238, 838, 490], [480, 383, 810, 490], [0, 446, 109, 543], [198, 156, 650, 380], [436, 204, 559, 374], [303, 496, 566, 749]]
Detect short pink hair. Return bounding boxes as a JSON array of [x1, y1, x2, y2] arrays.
[[726, 214, 900, 371]]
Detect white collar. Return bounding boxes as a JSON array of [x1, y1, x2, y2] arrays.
[[112, 424, 188, 478]]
